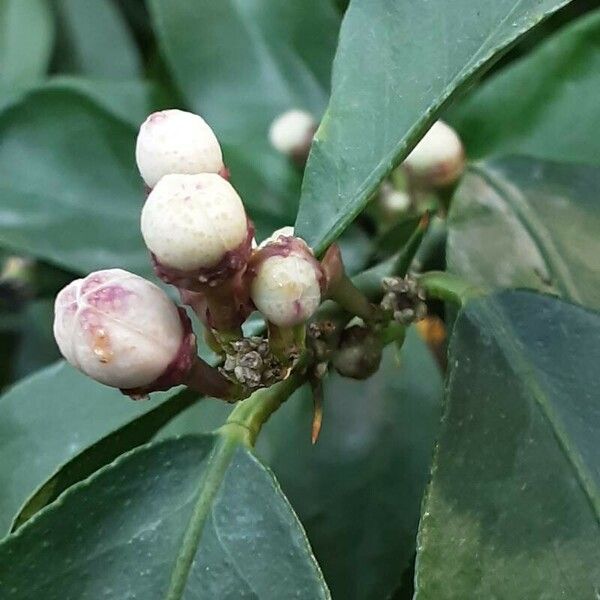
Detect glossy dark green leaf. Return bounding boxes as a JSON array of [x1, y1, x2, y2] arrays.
[[415, 291, 600, 598], [451, 10, 600, 165], [0, 435, 330, 599], [447, 156, 600, 310], [0, 0, 54, 88], [295, 0, 572, 254], [11, 388, 197, 531], [149, 0, 341, 235], [0, 361, 177, 535], [53, 0, 142, 78], [0, 88, 149, 276], [259, 329, 443, 599]]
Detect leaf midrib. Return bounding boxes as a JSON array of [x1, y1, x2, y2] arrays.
[[164, 432, 240, 599], [473, 298, 600, 520], [469, 163, 584, 305]]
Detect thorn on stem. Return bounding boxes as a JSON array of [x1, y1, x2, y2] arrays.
[[310, 376, 324, 445]]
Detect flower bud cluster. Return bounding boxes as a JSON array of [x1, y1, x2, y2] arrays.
[[54, 109, 325, 397], [380, 276, 427, 325]]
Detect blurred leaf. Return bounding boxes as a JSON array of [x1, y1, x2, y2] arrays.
[[150, 0, 338, 139], [376, 215, 422, 257], [447, 157, 600, 311], [295, 0, 573, 254], [11, 388, 197, 530], [13, 299, 60, 379], [0, 360, 177, 535], [40, 76, 162, 126], [336, 224, 372, 275], [0, 76, 161, 126], [52, 0, 141, 79], [415, 291, 600, 598], [0, 88, 149, 276], [149, 0, 341, 236], [451, 9, 600, 165], [0, 435, 330, 598], [259, 329, 443, 599], [0, 0, 54, 89]]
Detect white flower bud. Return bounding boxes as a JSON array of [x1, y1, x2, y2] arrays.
[[53, 269, 185, 389], [268, 109, 316, 159], [135, 109, 224, 188], [379, 182, 410, 214], [404, 120, 465, 187], [141, 173, 249, 272], [251, 253, 321, 327]]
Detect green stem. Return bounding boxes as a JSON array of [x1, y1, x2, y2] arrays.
[[393, 212, 430, 277], [268, 322, 306, 365], [378, 321, 406, 346], [222, 356, 308, 447], [417, 271, 484, 307], [328, 273, 383, 322]]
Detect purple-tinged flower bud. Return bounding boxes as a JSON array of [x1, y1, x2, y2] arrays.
[[53, 269, 192, 392], [135, 109, 224, 188], [404, 120, 465, 187], [141, 173, 253, 289], [249, 232, 323, 327], [268, 109, 316, 165]]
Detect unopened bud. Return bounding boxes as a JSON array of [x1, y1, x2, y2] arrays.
[[268, 109, 316, 165], [249, 234, 322, 327], [141, 173, 252, 287], [136, 109, 224, 188], [332, 325, 383, 380], [53, 269, 192, 391], [404, 120, 465, 187], [379, 182, 410, 215]]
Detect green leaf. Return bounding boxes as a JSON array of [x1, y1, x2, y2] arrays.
[[447, 156, 600, 311], [13, 299, 61, 379], [53, 0, 142, 79], [0, 0, 54, 89], [0, 87, 149, 276], [149, 0, 341, 236], [150, 0, 339, 139], [0, 361, 177, 535], [0, 435, 330, 599], [450, 9, 600, 166], [11, 388, 197, 531], [40, 76, 162, 127], [295, 0, 573, 254], [259, 329, 443, 599], [415, 291, 600, 598], [0, 76, 159, 130]]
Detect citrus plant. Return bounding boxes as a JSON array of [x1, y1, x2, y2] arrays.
[[0, 0, 598, 598]]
